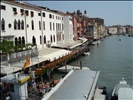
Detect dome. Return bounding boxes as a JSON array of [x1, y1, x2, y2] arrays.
[[83, 14, 90, 18], [83, 10, 90, 18]]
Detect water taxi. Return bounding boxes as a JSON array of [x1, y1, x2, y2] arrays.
[[110, 78, 133, 100]]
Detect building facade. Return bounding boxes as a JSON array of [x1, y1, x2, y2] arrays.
[[1, 1, 73, 49]]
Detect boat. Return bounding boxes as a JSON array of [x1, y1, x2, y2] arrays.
[[110, 78, 133, 100], [92, 41, 97, 45], [84, 51, 90, 55]]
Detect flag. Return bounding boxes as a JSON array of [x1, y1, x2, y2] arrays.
[[23, 56, 30, 70]]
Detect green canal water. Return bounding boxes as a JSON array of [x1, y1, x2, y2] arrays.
[[69, 35, 133, 95]]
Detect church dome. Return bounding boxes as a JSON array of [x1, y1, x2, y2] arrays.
[[83, 10, 90, 18], [83, 14, 90, 18]]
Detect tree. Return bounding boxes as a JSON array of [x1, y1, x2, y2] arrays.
[[0, 39, 14, 55]]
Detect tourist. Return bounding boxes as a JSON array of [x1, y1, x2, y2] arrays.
[[31, 80, 36, 89]]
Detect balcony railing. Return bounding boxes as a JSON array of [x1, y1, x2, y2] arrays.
[[56, 30, 63, 33], [1, 49, 38, 63]]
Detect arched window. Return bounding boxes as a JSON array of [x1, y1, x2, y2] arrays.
[[21, 20, 24, 30], [15, 37, 18, 46], [39, 21, 41, 30], [18, 20, 20, 30], [1, 18, 5, 30], [53, 35, 55, 42], [53, 23, 54, 30], [22, 36, 25, 45], [50, 22, 52, 30], [44, 35, 46, 44], [18, 37, 21, 45], [31, 20, 34, 30], [40, 36, 42, 44], [32, 36, 36, 45], [14, 20, 17, 30], [43, 21, 45, 30], [51, 35, 52, 43]]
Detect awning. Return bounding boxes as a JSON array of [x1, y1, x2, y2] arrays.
[[69, 43, 82, 49], [78, 37, 88, 43], [52, 40, 82, 49], [41, 49, 70, 62]]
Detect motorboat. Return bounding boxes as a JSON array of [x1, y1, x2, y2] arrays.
[[84, 51, 90, 55], [110, 78, 133, 100]]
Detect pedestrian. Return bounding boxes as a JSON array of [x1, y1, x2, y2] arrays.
[[31, 80, 36, 89]]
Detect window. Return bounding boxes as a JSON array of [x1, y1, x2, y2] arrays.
[[13, 7, 17, 14], [53, 15, 54, 19], [18, 20, 20, 30], [31, 11, 34, 17], [22, 37, 25, 45], [40, 36, 42, 44], [1, 5, 6, 10], [44, 35, 46, 43], [62, 24, 64, 30], [32, 36, 36, 45], [14, 20, 17, 30], [38, 13, 41, 16], [43, 13, 45, 17], [18, 37, 21, 45], [43, 21, 45, 30], [53, 35, 55, 42], [1, 18, 5, 31], [20, 9, 24, 15], [31, 20, 34, 30], [8, 23, 11, 28], [49, 14, 52, 18], [39, 21, 41, 30], [69, 18, 72, 21], [21, 20, 24, 30], [50, 22, 52, 30], [25, 10, 29, 16], [51, 35, 52, 43], [53, 23, 54, 30], [15, 38, 18, 46]]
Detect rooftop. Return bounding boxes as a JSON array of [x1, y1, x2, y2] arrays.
[[1, 73, 30, 84], [42, 69, 100, 100]]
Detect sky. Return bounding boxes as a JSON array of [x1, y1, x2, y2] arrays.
[[27, 1, 133, 26]]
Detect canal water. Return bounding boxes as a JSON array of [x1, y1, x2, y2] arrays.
[[69, 35, 133, 96]]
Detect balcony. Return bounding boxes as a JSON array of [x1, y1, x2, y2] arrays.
[[56, 30, 63, 33], [1, 49, 39, 63]]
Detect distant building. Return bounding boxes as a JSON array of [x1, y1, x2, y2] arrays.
[[127, 26, 133, 34], [118, 26, 126, 34], [108, 27, 118, 35], [66, 10, 86, 41]]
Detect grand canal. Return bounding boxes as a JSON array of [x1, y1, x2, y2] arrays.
[[69, 35, 133, 96]]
